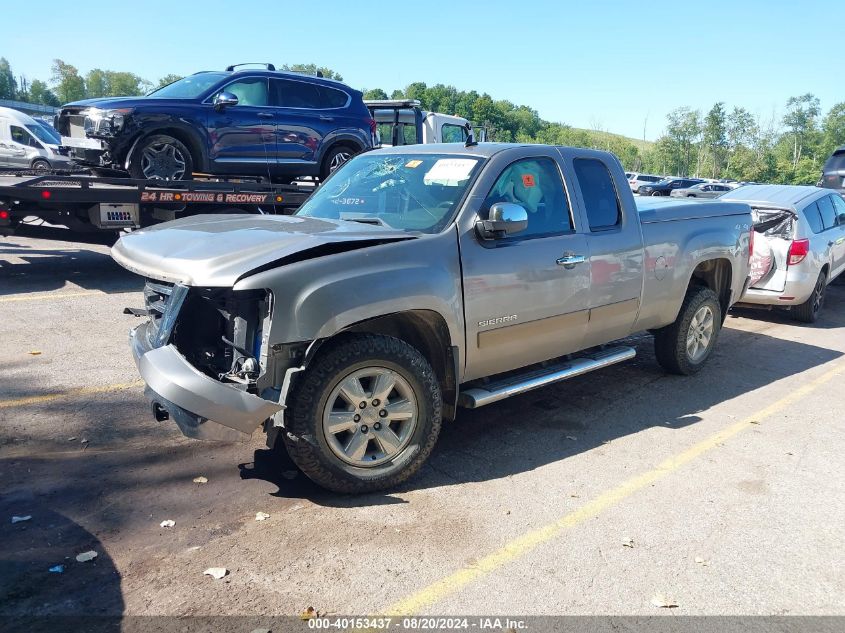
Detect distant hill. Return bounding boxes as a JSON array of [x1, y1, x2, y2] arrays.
[[572, 128, 654, 152]]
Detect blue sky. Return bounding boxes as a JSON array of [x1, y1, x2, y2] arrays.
[[2, 0, 836, 140]]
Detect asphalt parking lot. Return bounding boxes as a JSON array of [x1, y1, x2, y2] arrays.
[[2, 228, 844, 623]]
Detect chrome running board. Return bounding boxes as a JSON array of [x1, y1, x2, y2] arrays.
[[458, 346, 636, 409]]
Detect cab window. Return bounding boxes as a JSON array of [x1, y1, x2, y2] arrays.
[[482, 157, 572, 238], [10, 125, 39, 148], [221, 77, 268, 107], [573, 158, 622, 230], [441, 124, 467, 143]]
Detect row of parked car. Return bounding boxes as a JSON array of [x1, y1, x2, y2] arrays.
[[625, 172, 741, 196]]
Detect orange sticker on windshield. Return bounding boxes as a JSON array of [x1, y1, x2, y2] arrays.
[[405, 160, 423, 168], [522, 174, 536, 187]]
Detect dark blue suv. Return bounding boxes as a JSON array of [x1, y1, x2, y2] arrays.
[[57, 64, 376, 181]]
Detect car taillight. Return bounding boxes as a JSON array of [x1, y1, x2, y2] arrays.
[[0, 210, 9, 220], [366, 117, 377, 134], [788, 238, 810, 265], [748, 229, 754, 259]]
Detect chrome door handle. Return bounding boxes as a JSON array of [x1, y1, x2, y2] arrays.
[[556, 254, 586, 268], [257, 112, 274, 119], [319, 115, 335, 121]]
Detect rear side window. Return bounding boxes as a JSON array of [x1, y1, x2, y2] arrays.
[[803, 202, 824, 234], [573, 158, 622, 230], [272, 78, 321, 108], [824, 150, 845, 172], [319, 86, 349, 108], [817, 196, 837, 230]]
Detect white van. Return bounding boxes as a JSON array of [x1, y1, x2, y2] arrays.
[[0, 107, 73, 171]]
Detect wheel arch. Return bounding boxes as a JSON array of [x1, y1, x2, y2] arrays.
[[124, 125, 208, 173], [689, 257, 733, 321], [305, 310, 458, 421]]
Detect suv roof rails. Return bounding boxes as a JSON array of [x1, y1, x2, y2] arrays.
[[226, 63, 276, 72]]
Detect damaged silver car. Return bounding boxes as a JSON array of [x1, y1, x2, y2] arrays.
[[724, 185, 845, 322]]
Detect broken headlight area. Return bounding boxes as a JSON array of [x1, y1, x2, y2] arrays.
[[171, 288, 273, 389]]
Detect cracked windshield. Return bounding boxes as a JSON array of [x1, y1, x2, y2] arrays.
[[297, 154, 481, 232]]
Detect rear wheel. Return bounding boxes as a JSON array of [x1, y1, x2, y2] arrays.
[[654, 286, 722, 375], [128, 134, 193, 181], [319, 145, 356, 180], [283, 334, 442, 493], [792, 271, 826, 323]]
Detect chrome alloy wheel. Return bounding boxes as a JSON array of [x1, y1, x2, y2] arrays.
[[140, 142, 187, 180], [686, 305, 715, 362], [329, 150, 351, 172], [321, 367, 418, 467]]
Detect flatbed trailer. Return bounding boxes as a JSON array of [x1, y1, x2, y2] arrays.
[[0, 169, 313, 238]]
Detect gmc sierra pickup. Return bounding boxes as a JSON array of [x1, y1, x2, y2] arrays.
[[112, 143, 753, 493]]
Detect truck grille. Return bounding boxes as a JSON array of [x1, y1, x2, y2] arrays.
[[143, 279, 188, 348]]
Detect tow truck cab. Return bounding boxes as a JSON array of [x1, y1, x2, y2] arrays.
[[365, 99, 487, 147]]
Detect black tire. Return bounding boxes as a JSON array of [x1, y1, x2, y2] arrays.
[[792, 271, 826, 323], [31, 159, 50, 171], [651, 190, 663, 196], [319, 144, 357, 180], [654, 286, 722, 375], [128, 134, 193, 181], [283, 334, 442, 493]]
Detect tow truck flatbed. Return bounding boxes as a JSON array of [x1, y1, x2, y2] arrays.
[[0, 169, 314, 237]]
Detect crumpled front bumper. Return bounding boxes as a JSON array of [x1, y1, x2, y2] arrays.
[[130, 321, 282, 441]]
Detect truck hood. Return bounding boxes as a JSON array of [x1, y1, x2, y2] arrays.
[[111, 214, 416, 286], [62, 96, 194, 110]]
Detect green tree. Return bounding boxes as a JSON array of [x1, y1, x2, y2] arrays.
[[280, 63, 343, 81], [783, 93, 821, 168], [85, 68, 109, 98], [665, 107, 702, 176], [28, 79, 60, 107], [821, 102, 845, 158], [0, 57, 17, 99], [725, 106, 756, 176], [703, 102, 727, 178], [156, 74, 183, 89], [363, 88, 388, 100], [51, 59, 86, 103], [107, 71, 150, 96]]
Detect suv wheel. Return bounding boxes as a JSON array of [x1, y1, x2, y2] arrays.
[[320, 145, 356, 180], [31, 159, 51, 171], [283, 334, 442, 493], [129, 134, 193, 181], [651, 190, 663, 196], [792, 271, 826, 323]]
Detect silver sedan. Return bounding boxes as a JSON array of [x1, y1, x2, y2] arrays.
[[670, 182, 732, 198]]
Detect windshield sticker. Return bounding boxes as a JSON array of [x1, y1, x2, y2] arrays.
[[424, 158, 476, 185], [330, 197, 366, 205], [521, 174, 536, 188], [405, 160, 423, 168]]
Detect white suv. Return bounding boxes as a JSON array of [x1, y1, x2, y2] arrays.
[[627, 172, 662, 193]]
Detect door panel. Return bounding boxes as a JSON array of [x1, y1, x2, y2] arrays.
[[270, 78, 325, 164], [570, 157, 643, 347], [461, 233, 592, 380], [207, 77, 275, 174]]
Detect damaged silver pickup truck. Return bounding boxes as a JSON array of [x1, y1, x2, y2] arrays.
[[112, 143, 752, 493]]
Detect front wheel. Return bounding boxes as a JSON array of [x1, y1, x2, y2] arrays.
[[283, 334, 442, 493], [651, 190, 663, 197], [654, 286, 722, 375], [792, 271, 826, 323], [31, 159, 51, 171], [128, 134, 193, 181]]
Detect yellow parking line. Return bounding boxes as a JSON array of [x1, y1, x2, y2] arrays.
[[383, 359, 844, 616], [0, 381, 144, 409], [0, 291, 105, 303]]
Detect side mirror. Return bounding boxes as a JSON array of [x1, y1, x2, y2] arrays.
[[476, 202, 528, 240], [213, 91, 239, 110]]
